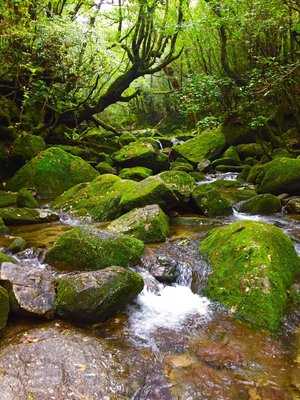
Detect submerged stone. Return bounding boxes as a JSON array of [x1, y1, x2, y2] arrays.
[[0, 207, 58, 225], [55, 267, 144, 322], [108, 204, 169, 243], [45, 227, 144, 271], [200, 221, 300, 331], [7, 147, 98, 199]]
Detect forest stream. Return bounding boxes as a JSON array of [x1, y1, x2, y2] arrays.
[[0, 173, 298, 400]]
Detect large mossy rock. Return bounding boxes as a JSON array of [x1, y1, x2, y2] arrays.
[[236, 194, 281, 215], [200, 221, 300, 331], [55, 267, 144, 322], [193, 186, 232, 217], [7, 147, 98, 199], [12, 133, 46, 162], [108, 204, 169, 243], [173, 127, 225, 164], [53, 171, 195, 221], [119, 166, 153, 181], [45, 227, 144, 271], [256, 158, 300, 195], [0, 286, 9, 330], [113, 140, 168, 171], [0, 191, 17, 208]]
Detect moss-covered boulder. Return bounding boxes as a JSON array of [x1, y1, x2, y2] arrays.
[[54, 171, 195, 221], [113, 140, 168, 171], [119, 166, 153, 181], [45, 227, 144, 271], [0, 286, 9, 330], [0, 191, 17, 208], [193, 186, 232, 217], [118, 132, 136, 146], [256, 158, 300, 195], [7, 147, 98, 199], [0, 208, 58, 225], [55, 267, 144, 323], [173, 127, 226, 164], [16, 188, 38, 208], [108, 204, 169, 243], [236, 194, 281, 215], [200, 221, 300, 331], [236, 143, 264, 160], [95, 161, 116, 175], [12, 133, 46, 162], [170, 161, 194, 172]]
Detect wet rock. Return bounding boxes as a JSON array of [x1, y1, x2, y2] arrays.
[[0, 207, 58, 225], [256, 157, 300, 195], [0, 262, 55, 318], [45, 227, 144, 271], [173, 126, 225, 164], [55, 267, 144, 322], [141, 239, 209, 288], [119, 166, 153, 181], [7, 147, 98, 199], [200, 221, 300, 331], [170, 161, 194, 172], [0, 286, 9, 330], [236, 193, 282, 215], [16, 188, 38, 208], [286, 197, 300, 214], [108, 204, 169, 243], [215, 164, 244, 173]]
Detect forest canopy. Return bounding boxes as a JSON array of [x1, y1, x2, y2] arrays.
[[0, 0, 299, 139]]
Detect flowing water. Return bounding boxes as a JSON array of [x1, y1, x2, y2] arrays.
[[1, 195, 300, 399]]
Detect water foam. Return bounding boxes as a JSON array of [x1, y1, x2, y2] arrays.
[[128, 284, 211, 348]]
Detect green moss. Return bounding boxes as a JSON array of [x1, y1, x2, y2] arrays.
[[223, 146, 240, 161], [0, 207, 58, 225], [113, 141, 156, 165], [108, 204, 169, 243], [17, 188, 39, 208], [118, 132, 136, 146], [55, 267, 144, 322], [0, 251, 15, 264], [256, 157, 300, 195], [200, 221, 300, 331], [12, 133, 45, 161], [95, 161, 117, 175], [170, 161, 194, 172], [45, 227, 144, 271], [236, 143, 264, 159], [174, 126, 226, 164], [7, 147, 98, 199], [119, 166, 153, 181], [0, 217, 8, 234], [0, 191, 17, 208], [193, 186, 232, 217], [237, 194, 281, 215], [158, 170, 196, 203], [0, 286, 9, 330]]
